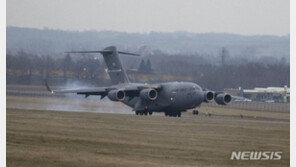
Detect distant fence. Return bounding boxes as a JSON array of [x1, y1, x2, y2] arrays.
[[7, 85, 290, 113], [207, 101, 289, 113]]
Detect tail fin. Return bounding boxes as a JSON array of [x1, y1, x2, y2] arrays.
[[66, 46, 139, 85], [101, 46, 130, 84]]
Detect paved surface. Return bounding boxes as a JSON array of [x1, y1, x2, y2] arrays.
[[7, 96, 289, 124]]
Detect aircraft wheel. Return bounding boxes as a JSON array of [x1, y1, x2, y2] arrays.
[[135, 111, 139, 115], [144, 111, 148, 116], [140, 111, 143, 115], [164, 112, 169, 116], [148, 111, 152, 115], [193, 110, 199, 115], [170, 112, 175, 117], [177, 112, 181, 117]]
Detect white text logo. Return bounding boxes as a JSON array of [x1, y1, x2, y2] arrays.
[[230, 151, 282, 160]]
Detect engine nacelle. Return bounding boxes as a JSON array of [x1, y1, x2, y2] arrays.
[[140, 88, 158, 101], [107, 90, 125, 101], [214, 93, 232, 105], [203, 91, 214, 102]]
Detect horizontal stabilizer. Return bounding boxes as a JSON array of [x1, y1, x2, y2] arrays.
[[65, 50, 112, 54], [118, 51, 140, 56], [65, 50, 140, 56]]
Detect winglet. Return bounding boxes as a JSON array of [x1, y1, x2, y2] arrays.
[[44, 80, 54, 94]]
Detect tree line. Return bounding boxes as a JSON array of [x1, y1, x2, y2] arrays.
[[6, 51, 290, 90]]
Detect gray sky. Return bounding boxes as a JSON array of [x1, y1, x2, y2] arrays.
[[7, 0, 289, 35]]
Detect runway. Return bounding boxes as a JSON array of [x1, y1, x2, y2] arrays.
[[6, 95, 289, 124], [6, 95, 290, 167]]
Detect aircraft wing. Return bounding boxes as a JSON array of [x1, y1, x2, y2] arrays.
[[48, 87, 108, 94], [137, 84, 162, 91], [45, 81, 162, 99], [45, 81, 108, 98]]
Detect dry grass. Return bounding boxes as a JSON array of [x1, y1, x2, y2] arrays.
[[189, 105, 290, 121], [7, 96, 290, 167]]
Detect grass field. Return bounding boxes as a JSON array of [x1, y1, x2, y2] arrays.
[[7, 96, 290, 167]]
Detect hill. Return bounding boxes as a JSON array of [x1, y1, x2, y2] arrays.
[[7, 26, 289, 62]]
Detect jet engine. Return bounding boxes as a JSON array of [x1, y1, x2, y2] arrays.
[[107, 90, 125, 101], [214, 93, 232, 105], [140, 88, 158, 101], [203, 91, 214, 102]]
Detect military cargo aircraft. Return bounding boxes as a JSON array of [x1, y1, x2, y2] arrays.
[[46, 46, 231, 117]]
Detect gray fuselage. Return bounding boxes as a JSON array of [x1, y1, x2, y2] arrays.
[[53, 46, 230, 117], [112, 82, 204, 113]]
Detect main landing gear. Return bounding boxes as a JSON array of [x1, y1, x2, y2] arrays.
[[164, 111, 181, 117], [192, 110, 199, 115], [135, 110, 153, 116]]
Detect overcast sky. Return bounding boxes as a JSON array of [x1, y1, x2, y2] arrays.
[[7, 0, 289, 35]]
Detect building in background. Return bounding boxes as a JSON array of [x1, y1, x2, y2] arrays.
[[225, 86, 290, 103]]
